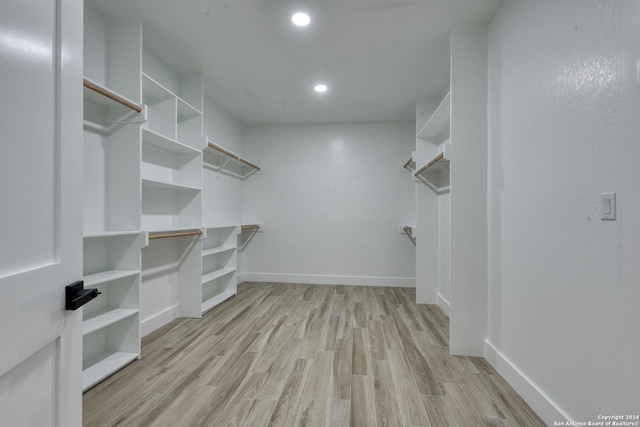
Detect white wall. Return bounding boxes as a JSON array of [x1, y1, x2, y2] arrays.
[[486, 0, 632, 422], [622, 0, 640, 411], [241, 122, 416, 286]]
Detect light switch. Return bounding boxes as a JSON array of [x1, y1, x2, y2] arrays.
[[601, 192, 616, 220]]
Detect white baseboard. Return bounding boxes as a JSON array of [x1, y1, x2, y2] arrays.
[[436, 293, 450, 316], [141, 304, 179, 337], [484, 339, 571, 425], [239, 272, 415, 287]]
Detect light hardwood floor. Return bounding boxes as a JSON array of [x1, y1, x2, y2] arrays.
[[84, 282, 545, 426]]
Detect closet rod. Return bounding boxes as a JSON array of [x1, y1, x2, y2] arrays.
[[207, 142, 261, 171], [241, 224, 260, 231], [149, 230, 202, 240], [83, 78, 143, 113], [403, 157, 414, 170], [414, 152, 445, 176], [403, 226, 416, 244]]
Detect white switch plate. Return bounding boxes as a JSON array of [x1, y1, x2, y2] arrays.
[[601, 192, 616, 220]]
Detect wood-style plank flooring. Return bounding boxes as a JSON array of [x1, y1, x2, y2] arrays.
[[83, 282, 545, 426]]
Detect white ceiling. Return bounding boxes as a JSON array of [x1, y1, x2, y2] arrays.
[[92, 0, 502, 126]]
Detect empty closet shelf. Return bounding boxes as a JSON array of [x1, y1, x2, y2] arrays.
[[84, 270, 140, 287], [83, 351, 138, 391], [202, 246, 236, 257], [83, 308, 139, 336], [142, 128, 200, 155], [141, 178, 201, 192], [202, 268, 236, 283], [201, 290, 236, 313]]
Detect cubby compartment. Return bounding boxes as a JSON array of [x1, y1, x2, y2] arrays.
[[177, 106, 204, 150], [82, 314, 140, 391], [202, 247, 236, 279], [140, 40, 203, 144], [202, 226, 237, 252], [141, 184, 202, 231], [83, 233, 143, 286], [200, 226, 239, 314], [83, 275, 139, 336], [202, 272, 236, 314], [141, 133, 202, 190], [142, 74, 177, 139]]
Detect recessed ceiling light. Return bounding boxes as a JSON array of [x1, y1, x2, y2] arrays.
[[314, 84, 328, 93], [292, 12, 311, 27]]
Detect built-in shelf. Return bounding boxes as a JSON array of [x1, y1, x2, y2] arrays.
[[201, 290, 235, 314], [204, 141, 260, 179], [83, 308, 139, 336], [202, 267, 236, 284], [83, 77, 143, 113], [84, 270, 139, 287], [142, 178, 201, 192], [83, 351, 138, 391], [142, 128, 200, 155], [202, 246, 236, 257], [417, 92, 450, 143], [414, 142, 451, 178]]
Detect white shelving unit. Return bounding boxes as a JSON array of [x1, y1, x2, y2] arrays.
[[82, 232, 145, 391], [140, 38, 203, 234], [82, 2, 146, 391], [79, 2, 263, 391], [201, 226, 240, 314]]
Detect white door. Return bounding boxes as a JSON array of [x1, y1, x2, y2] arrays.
[[0, 0, 83, 426]]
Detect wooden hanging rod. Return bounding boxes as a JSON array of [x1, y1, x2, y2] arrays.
[[207, 142, 261, 171], [83, 78, 143, 113], [414, 152, 445, 176], [241, 224, 260, 231], [149, 230, 202, 240]]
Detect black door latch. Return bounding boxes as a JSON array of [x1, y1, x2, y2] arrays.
[[65, 281, 101, 310]]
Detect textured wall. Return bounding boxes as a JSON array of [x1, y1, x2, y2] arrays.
[[487, 0, 627, 422], [241, 122, 416, 286]]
